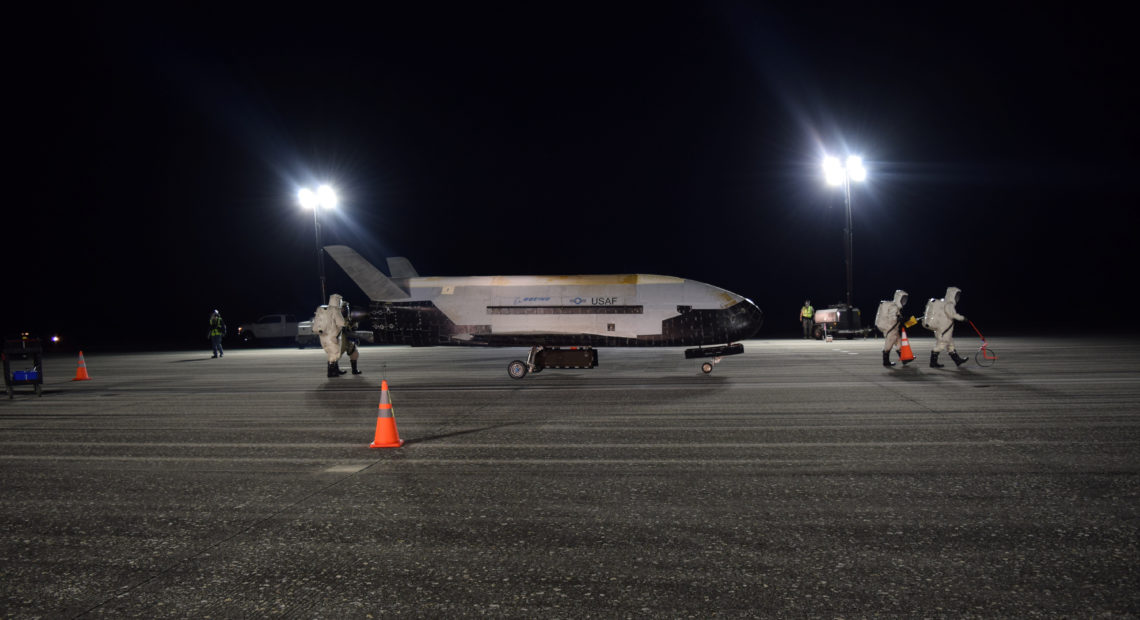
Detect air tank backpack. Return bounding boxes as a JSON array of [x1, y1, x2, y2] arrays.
[[921, 299, 941, 330], [874, 301, 897, 332]]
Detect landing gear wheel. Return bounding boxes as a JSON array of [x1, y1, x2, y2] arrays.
[[701, 362, 714, 374], [508, 360, 528, 379]]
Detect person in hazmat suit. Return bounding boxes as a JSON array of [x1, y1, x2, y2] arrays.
[[874, 290, 909, 367], [921, 286, 969, 368], [341, 301, 364, 375], [312, 294, 362, 377]]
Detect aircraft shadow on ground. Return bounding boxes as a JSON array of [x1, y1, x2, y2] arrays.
[[403, 421, 531, 446]]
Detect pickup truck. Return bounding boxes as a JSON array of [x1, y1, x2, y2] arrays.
[[295, 321, 319, 348], [236, 314, 300, 345], [296, 320, 374, 349]]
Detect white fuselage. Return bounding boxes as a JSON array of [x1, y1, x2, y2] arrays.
[[385, 274, 755, 343]]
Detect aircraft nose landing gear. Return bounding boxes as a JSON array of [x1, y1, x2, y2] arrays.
[[686, 343, 744, 374], [700, 359, 720, 374]]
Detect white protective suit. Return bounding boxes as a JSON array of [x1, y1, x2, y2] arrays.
[[922, 286, 966, 353], [874, 290, 908, 353], [312, 293, 357, 364]]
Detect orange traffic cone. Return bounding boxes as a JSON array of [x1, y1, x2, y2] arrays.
[[369, 380, 404, 448], [72, 351, 92, 381], [899, 329, 916, 364]]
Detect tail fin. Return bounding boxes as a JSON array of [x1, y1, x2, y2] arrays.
[[386, 257, 419, 279], [323, 245, 410, 301]]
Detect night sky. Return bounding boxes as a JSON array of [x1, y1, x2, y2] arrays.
[[7, 4, 1136, 350]]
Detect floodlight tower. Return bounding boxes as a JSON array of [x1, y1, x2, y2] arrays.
[[298, 184, 338, 304], [822, 155, 867, 308]]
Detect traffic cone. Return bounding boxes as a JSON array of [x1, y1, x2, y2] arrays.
[[899, 329, 916, 364], [369, 380, 404, 448], [72, 351, 92, 381]]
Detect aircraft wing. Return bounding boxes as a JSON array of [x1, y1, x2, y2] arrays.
[[323, 245, 410, 301]]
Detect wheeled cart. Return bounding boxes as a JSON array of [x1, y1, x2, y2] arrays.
[[3, 337, 43, 398], [508, 346, 598, 379]]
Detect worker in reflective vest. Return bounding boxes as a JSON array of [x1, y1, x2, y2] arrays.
[[799, 300, 814, 339], [208, 310, 226, 358]]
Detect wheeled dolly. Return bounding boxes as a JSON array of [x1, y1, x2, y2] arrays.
[[508, 346, 598, 379]]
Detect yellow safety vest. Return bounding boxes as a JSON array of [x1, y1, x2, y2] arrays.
[[801, 306, 814, 318]]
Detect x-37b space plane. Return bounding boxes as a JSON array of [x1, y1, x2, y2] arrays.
[[323, 245, 763, 378]]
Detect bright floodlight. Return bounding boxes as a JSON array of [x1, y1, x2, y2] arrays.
[[847, 156, 867, 182], [298, 187, 318, 209], [316, 184, 338, 209], [823, 156, 844, 186]]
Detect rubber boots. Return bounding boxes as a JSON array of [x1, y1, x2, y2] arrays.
[[950, 351, 969, 367], [327, 362, 340, 377], [351, 360, 362, 375], [930, 352, 945, 368], [882, 351, 895, 367]]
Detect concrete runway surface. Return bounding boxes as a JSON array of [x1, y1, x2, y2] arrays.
[[2, 336, 1138, 617]]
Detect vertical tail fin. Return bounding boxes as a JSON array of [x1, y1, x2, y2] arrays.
[[386, 257, 419, 279]]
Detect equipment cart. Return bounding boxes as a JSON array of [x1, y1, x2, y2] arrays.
[[3, 337, 43, 398], [812, 303, 873, 340]]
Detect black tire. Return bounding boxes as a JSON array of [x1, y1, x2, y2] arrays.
[[240, 332, 256, 345], [975, 347, 997, 367], [508, 360, 528, 379], [701, 362, 714, 374]]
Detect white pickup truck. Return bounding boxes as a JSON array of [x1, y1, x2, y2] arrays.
[[236, 314, 300, 345], [296, 320, 373, 349], [295, 321, 319, 348]]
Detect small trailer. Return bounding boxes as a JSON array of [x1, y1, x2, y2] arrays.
[[3, 336, 43, 398], [812, 303, 873, 340]]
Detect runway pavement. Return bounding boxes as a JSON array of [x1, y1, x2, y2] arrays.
[[2, 336, 1138, 617]]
